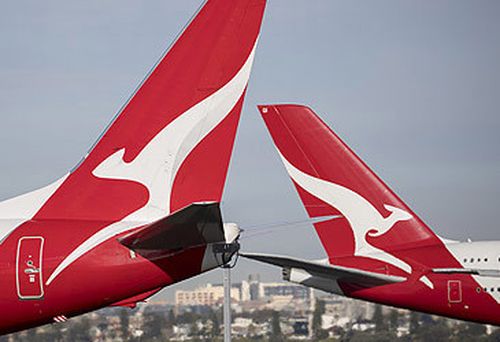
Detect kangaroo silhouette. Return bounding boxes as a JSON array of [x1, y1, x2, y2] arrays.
[[46, 44, 257, 286], [279, 153, 415, 275]]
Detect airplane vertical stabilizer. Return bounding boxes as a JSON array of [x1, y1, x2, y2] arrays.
[[258, 104, 450, 279]]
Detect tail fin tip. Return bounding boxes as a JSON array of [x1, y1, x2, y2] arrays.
[[257, 103, 314, 116]]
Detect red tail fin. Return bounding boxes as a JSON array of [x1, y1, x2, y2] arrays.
[[259, 104, 442, 276], [0, 1, 266, 285], [35, 0, 266, 222]]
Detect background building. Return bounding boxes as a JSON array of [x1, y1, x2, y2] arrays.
[[175, 284, 240, 307], [175, 274, 312, 308]]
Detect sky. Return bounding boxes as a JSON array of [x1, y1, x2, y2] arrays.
[[0, 1, 499, 301]]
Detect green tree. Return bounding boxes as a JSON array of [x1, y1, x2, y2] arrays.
[[177, 311, 201, 324], [389, 309, 399, 330], [351, 330, 395, 342], [415, 318, 452, 342], [409, 311, 420, 335], [209, 308, 221, 338], [454, 321, 487, 341], [269, 310, 283, 342], [35, 324, 63, 342], [142, 311, 166, 341], [167, 309, 176, 328], [67, 316, 91, 342], [349, 330, 374, 342], [312, 299, 327, 340], [120, 308, 130, 340], [373, 305, 386, 332], [248, 309, 274, 324]]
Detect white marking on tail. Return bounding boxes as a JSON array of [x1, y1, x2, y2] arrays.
[[0, 175, 69, 244], [279, 152, 433, 288], [46, 42, 258, 286], [419, 275, 434, 289]]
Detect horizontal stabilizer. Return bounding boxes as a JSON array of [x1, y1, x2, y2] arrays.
[[241, 253, 405, 288], [119, 202, 227, 252]]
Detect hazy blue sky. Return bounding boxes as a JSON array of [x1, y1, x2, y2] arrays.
[[1, 1, 499, 299]]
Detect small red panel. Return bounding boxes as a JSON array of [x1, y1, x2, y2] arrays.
[[448, 280, 462, 304], [16, 237, 44, 300]]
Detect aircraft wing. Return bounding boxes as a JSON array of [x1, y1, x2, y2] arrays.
[[119, 202, 228, 253], [241, 253, 406, 288]]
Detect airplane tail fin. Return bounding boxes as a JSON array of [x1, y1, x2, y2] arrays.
[[0, 1, 266, 285], [258, 104, 443, 274], [29, 0, 265, 223]]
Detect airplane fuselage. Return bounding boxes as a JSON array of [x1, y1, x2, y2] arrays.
[[0, 219, 222, 334], [363, 241, 500, 324], [287, 241, 500, 325]]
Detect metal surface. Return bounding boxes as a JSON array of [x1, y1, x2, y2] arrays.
[[223, 267, 232, 342]]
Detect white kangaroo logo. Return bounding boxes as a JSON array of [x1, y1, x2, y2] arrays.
[[279, 153, 433, 288], [46, 43, 258, 286]]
